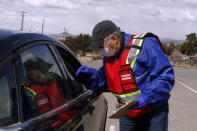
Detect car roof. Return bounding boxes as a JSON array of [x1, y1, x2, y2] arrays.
[[0, 29, 63, 62]]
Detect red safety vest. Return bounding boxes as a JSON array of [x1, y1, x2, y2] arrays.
[[24, 81, 76, 129], [25, 82, 66, 114], [106, 33, 161, 117]]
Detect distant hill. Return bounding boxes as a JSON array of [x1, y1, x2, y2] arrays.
[[160, 38, 185, 44]]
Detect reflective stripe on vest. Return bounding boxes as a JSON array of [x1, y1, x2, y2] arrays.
[[126, 33, 146, 68], [23, 84, 37, 99], [113, 90, 141, 103]]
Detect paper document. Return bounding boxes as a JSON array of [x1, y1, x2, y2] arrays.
[[108, 101, 137, 119]]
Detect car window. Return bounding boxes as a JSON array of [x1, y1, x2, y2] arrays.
[[18, 45, 69, 120], [55, 46, 87, 98], [0, 63, 18, 126]]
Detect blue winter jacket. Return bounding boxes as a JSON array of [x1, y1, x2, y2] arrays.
[[85, 32, 175, 109]]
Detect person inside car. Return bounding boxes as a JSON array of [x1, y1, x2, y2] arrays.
[[23, 57, 78, 130]]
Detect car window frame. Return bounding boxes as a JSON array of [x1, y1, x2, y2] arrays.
[[0, 53, 20, 127]]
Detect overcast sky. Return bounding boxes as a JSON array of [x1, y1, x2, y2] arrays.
[[0, 0, 197, 39]]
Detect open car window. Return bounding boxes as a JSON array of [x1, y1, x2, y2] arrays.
[[54, 46, 87, 98]]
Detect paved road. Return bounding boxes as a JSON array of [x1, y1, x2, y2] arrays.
[[84, 62, 197, 131], [168, 67, 197, 131]]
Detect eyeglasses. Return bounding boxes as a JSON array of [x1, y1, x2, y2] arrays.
[[104, 35, 111, 42], [98, 35, 111, 49]]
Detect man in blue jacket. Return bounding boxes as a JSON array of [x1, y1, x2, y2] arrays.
[[76, 20, 174, 131]]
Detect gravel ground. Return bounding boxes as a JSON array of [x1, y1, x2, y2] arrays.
[[82, 61, 103, 69]]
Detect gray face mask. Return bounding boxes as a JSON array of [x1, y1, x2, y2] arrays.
[[100, 40, 115, 57], [100, 47, 115, 57]]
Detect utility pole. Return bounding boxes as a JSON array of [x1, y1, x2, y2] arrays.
[[63, 26, 66, 39], [41, 19, 45, 34], [20, 11, 26, 31], [65, 29, 68, 39], [63, 27, 68, 41]]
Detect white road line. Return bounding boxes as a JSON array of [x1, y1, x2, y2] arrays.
[[176, 79, 197, 94], [109, 125, 116, 131]]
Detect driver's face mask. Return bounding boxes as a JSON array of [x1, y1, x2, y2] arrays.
[[100, 36, 115, 57]]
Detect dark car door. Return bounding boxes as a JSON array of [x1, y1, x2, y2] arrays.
[[14, 41, 107, 131], [52, 44, 108, 131]]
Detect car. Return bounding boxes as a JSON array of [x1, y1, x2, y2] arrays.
[[0, 30, 108, 131]]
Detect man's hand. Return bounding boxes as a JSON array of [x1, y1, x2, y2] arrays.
[[76, 65, 92, 76], [128, 95, 148, 110], [75, 65, 97, 91]]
